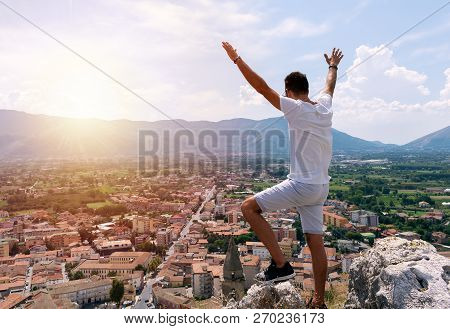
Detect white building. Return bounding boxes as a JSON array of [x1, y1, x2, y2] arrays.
[[350, 210, 379, 227]]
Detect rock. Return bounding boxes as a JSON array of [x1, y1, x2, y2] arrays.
[[345, 237, 450, 309], [225, 281, 304, 309]]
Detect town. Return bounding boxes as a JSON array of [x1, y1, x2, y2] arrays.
[[0, 152, 449, 309]]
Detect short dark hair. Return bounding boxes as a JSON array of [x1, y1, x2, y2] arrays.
[[284, 71, 309, 94]]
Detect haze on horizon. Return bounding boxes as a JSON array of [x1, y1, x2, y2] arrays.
[[0, 0, 449, 144]]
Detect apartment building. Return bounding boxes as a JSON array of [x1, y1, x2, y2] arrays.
[[191, 262, 213, 299], [76, 251, 152, 278]]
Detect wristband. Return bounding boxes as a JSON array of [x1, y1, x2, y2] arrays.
[[233, 56, 241, 64], [329, 65, 338, 70]]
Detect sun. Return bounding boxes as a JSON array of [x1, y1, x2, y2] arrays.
[[38, 53, 125, 120]]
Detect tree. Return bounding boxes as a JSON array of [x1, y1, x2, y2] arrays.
[[70, 271, 84, 281], [107, 271, 117, 277], [10, 242, 19, 256], [110, 279, 124, 308], [134, 264, 147, 274], [148, 256, 162, 272]]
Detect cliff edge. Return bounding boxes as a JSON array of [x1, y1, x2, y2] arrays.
[[345, 236, 450, 309]]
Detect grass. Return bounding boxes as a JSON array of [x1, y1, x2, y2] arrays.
[[98, 185, 116, 194], [329, 184, 350, 191], [398, 189, 419, 194], [86, 200, 112, 209], [253, 182, 275, 190], [430, 195, 450, 200]]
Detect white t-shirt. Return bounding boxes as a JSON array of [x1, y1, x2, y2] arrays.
[[279, 92, 333, 184]]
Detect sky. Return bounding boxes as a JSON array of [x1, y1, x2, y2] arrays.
[[0, 0, 449, 144]]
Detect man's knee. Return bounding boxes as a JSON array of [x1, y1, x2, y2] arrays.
[[305, 233, 325, 248], [241, 197, 261, 216]]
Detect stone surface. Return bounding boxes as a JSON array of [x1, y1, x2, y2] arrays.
[[225, 281, 304, 309], [345, 237, 450, 309]]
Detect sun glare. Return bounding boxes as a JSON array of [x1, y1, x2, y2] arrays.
[[40, 54, 124, 120]]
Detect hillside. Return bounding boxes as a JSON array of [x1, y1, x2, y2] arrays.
[[402, 126, 450, 151], [0, 109, 430, 159]]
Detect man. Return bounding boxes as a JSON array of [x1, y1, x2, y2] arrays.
[[222, 41, 343, 309]]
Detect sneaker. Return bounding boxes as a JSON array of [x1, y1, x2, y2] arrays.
[[255, 259, 295, 284]]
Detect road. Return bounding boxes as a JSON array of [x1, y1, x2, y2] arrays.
[[133, 185, 216, 309], [133, 277, 163, 309], [166, 185, 216, 257]]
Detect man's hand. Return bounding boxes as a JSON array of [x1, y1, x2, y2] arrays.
[[324, 48, 344, 67], [222, 41, 239, 62], [221, 41, 281, 111], [323, 48, 343, 97]]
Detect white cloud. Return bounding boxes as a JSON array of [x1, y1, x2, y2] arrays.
[[332, 44, 449, 144], [239, 84, 264, 106], [384, 66, 427, 84], [439, 68, 450, 99], [417, 85, 430, 96], [262, 17, 329, 38], [339, 44, 430, 102], [295, 52, 323, 62]]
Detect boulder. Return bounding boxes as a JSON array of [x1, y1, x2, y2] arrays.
[[225, 281, 304, 309], [345, 237, 450, 309]]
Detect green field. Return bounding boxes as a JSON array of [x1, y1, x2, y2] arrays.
[[431, 195, 450, 200], [86, 200, 113, 209], [398, 189, 419, 194], [330, 184, 350, 191], [98, 185, 116, 194]]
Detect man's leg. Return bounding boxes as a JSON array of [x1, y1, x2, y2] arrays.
[[241, 197, 286, 268], [305, 233, 327, 306]]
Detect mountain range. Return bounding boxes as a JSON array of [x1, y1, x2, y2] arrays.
[[0, 110, 448, 159]]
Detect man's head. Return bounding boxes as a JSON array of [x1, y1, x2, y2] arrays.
[[284, 71, 309, 98]]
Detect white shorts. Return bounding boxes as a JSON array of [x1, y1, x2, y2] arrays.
[[253, 179, 329, 234]]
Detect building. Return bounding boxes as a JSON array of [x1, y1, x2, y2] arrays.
[[152, 286, 191, 309], [76, 251, 152, 278], [94, 239, 133, 256], [173, 242, 188, 254], [221, 237, 246, 304], [132, 216, 155, 234], [301, 246, 336, 261], [350, 210, 379, 227], [240, 254, 260, 289], [49, 278, 112, 306], [246, 241, 270, 260], [156, 228, 172, 247], [323, 211, 351, 228], [192, 262, 213, 299], [0, 240, 9, 258], [25, 237, 45, 250], [214, 204, 226, 217], [70, 246, 96, 260], [227, 211, 239, 224], [279, 238, 293, 260], [47, 232, 81, 249]]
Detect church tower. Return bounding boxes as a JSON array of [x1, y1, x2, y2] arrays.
[[221, 237, 246, 304]]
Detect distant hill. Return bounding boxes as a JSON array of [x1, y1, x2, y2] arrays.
[[401, 126, 450, 151], [0, 109, 437, 159]]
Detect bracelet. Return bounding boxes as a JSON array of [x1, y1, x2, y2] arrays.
[[233, 55, 241, 64], [329, 65, 338, 70]]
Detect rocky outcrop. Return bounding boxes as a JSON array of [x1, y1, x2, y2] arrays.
[[345, 237, 450, 309], [225, 281, 304, 309]]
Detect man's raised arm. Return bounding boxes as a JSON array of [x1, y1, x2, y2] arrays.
[[222, 41, 280, 111], [323, 48, 344, 97]]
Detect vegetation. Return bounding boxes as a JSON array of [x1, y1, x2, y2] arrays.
[[109, 279, 125, 308]]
